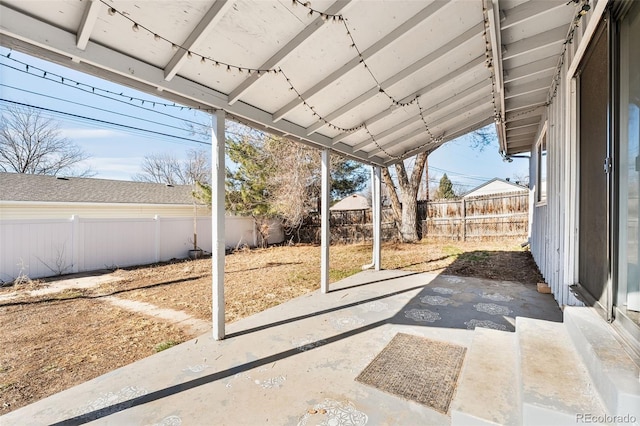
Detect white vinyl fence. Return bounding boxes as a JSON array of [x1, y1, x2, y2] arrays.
[[0, 215, 283, 282]]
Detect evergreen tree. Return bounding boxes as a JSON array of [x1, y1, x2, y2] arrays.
[[437, 173, 456, 199], [225, 134, 275, 217]]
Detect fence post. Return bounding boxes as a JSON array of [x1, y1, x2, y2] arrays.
[[71, 215, 80, 273], [462, 199, 467, 241], [154, 215, 161, 263], [252, 218, 258, 247]]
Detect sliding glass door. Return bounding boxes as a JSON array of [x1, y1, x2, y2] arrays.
[[618, 1, 640, 313]]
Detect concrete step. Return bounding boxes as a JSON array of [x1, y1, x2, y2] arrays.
[[516, 317, 609, 426], [563, 307, 640, 422], [451, 328, 521, 426]]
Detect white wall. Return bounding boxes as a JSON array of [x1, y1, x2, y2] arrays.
[[0, 215, 283, 282]]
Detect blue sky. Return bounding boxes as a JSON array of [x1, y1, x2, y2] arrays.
[[0, 48, 529, 191]]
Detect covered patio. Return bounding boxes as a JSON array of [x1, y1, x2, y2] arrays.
[[5, 1, 635, 424], [1, 270, 568, 425], [0, 0, 581, 339]]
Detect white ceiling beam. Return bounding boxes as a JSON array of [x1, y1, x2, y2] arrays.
[[501, 0, 566, 30], [502, 25, 567, 61], [503, 56, 557, 83], [367, 98, 492, 157], [487, 0, 504, 94], [305, 22, 486, 136], [506, 115, 540, 130], [507, 133, 536, 144], [0, 5, 387, 167], [163, 0, 235, 81], [384, 115, 495, 165], [227, 0, 352, 105], [353, 117, 420, 153], [332, 54, 486, 144], [271, 0, 450, 122], [508, 141, 536, 150], [352, 80, 489, 152], [76, 0, 101, 50], [507, 123, 538, 135], [487, 0, 507, 154], [505, 79, 549, 99], [505, 105, 544, 122], [507, 126, 537, 137], [506, 94, 547, 111]]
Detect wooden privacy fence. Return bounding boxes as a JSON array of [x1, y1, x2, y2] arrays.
[[422, 191, 529, 241], [295, 209, 397, 244]]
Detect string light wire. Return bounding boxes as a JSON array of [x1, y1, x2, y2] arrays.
[[8, 0, 587, 162]]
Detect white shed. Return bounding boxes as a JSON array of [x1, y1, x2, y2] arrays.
[[330, 194, 370, 211]]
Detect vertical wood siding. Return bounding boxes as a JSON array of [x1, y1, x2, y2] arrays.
[[530, 18, 589, 308]]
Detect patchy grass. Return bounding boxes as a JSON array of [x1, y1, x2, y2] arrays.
[[154, 340, 179, 352]]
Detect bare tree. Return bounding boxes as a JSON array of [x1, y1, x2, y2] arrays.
[[382, 150, 431, 242], [380, 125, 496, 242], [511, 172, 530, 187], [0, 104, 93, 176], [133, 149, 210, 185], [265, 137, 318, 231]]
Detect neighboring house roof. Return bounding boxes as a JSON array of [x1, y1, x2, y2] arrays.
[[462, 178, 528, 198], [0, 172, 197, 205], [330, 194, 370, 211]]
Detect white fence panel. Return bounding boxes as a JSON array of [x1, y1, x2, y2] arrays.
[[265, 218, 285, 245], [158, 217, 213, 260], [79, 218, 156, 271], [0, 219, 73, 283], [0, 215, 284, 281], [225, 216, 256, 248], [196, 217, 212, 251]]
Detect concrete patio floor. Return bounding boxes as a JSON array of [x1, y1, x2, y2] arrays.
[[1, 270, 563, 426]]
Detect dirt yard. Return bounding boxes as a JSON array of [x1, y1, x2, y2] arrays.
[[0, 240, 543, 414]]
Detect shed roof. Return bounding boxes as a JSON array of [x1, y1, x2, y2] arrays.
[[0, 0, 582, 164], [462, 177, 528, 198], [0, 172, 197, 205], [330, 194, 370, 211]]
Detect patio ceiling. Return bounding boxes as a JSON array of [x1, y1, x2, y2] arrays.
[[0, 0, 579, 166]]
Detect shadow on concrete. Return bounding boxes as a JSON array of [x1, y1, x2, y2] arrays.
[[51, 318, 389, 426], [45, 248, 561, 425]]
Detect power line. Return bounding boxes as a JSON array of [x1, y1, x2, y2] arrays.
[[428, 165, 493, 182], [0, 51, 215, 116], [0, 83, 211, 140], [0, 99, 211, 146]]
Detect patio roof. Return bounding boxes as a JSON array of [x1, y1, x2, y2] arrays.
[[0, 0, 579, 165]]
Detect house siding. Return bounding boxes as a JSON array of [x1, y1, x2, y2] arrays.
[[529, 6, 598, 308]]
